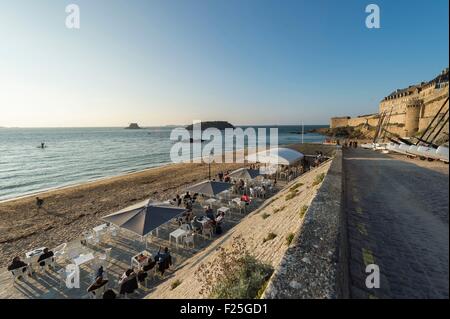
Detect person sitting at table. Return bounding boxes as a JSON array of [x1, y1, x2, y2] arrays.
[[224, 172, 231, 183], [241, 193, 251, 205], [87, 276, 109, 295], [184, 210, 194, 222], [171, 194, 182, 206], [215, 211, 225, 225], [119, 271, 138, 295], [136, 269, 150, 283], [93, 265, 104, 278], [218, 171, 224, 181], [184, 192, 191, 202], [192, 193, 198, 203], [205, 206, 215, 221], [191, 216, 202, 233], [7, 257, 28, 271], [142, 257, 157, 272], [214, 213, 224, 235], [185, 199, 193, 211], [37, 248, 54, 266], [119, 268, 135, 285]]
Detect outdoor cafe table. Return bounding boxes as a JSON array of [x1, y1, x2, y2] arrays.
[[131, 250, 152, 269], [217, 207, 230, 215], [92, 223, 109, 235], [205, 198, 217, 206], [73, 252, 95, 267], [25, 247, 46, 262], [169, 228, 189, 247], [198, 217, 212, 227], [231, 197, 241, 205]]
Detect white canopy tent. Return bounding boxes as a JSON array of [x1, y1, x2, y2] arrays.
[[246, 147, 304, 165]]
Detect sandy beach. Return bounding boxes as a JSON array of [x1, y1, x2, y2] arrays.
[[0, 143, 334, 268], [0, 161, 244, 268]]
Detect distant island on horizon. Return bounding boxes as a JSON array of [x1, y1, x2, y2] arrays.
[[125, 123, 142, 129], [185, 121, 235, 131]]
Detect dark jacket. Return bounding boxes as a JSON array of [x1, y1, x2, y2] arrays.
[[7, 260, 27, 271], [119, 275, 138, 294], [37, 251, 54, 263]]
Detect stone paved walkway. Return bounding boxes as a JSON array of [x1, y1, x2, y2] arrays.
[[343, 148, 449, 299]]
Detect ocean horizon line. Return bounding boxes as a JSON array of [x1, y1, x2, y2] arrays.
[[0, 124, 329, 129]]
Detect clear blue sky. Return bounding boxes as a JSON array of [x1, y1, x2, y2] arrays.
[[0, 0, 448, 127]]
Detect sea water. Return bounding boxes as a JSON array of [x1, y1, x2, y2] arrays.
[[0, 125, 326, 201]]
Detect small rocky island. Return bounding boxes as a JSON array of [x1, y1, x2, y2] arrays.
[[185, 121, 235, 131], [125, 123, 142, 129]]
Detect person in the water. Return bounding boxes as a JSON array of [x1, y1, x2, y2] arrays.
[[40, 142, 45, 149]]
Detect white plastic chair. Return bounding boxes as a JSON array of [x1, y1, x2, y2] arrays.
[[180, 223, 192, 231], [183, 232, 195, 248], [99, 248, 112, 268], [66, 248, 81, 261], [10, 266, 31, 283], [52, 243, 67, 258], [237, 201, 247, 214], [138, 267, 156, 288], [202, 226, 213, 239], [57, 265, 78, 288], [38, 256, 56, 272]]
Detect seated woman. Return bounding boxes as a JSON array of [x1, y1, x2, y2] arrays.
[[240, 193, 251, 205], [215, 211, 225, 224], [95, 266, 104, 279], [87, 276, 109, 295], [119, 268, 135, 285], [119, 272, 138, 295]]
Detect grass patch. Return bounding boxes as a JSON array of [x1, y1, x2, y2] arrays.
[[195, 237, 273, 299], [300, 205, 309, 218], [170, 279, 182, 290], [256, 276, 272, 299], [273, 205, 285, 214], [312, 173, 325, 186], [289, 182, 304, 192], [262, 213, 271, 219], [285, 233, 295, 246], [263, 232, 277, 243], [285, 191, 298, 201]]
